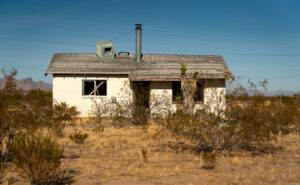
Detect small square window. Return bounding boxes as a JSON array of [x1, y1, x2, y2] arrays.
[[83, 80, 107, 96]]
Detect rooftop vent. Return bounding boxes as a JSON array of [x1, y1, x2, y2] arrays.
[[118, 52, 130, 57], [96, 40, 116, 60]]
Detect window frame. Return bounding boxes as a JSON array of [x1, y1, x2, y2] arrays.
[[82, 79, 107, 97]]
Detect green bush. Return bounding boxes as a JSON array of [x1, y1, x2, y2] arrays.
[[10, 131, 64, 185], [69, 131, 88, 144]]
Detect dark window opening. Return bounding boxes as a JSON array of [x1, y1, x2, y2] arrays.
[[172, 81, 204, 103], [172, 81, 182, 102], [104, 47, 112, 52], [83, 80, 107, 96], [194, 81, 204, 103], [132, 81, 150, 109], [83, 80, 94, 96], [104, 47, 112, 57]]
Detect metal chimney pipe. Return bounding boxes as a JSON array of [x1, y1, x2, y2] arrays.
[[135, 24, 142, 62]]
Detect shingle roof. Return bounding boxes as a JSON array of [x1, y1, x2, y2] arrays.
[[45, 53, 233, 79]]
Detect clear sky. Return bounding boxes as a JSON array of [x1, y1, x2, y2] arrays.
[[0, 0, 299, 92]]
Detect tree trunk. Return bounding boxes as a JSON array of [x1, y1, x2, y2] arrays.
[[181, 76, 197, 115]]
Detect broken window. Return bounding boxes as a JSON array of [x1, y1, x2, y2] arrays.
[[172, 81, 182, 102], [83, 80, 107, 96], [194, 81, 204, 103]]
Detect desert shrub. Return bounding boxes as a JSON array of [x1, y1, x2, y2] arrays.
[[50, 102, 79, 135], [69, 131, 88, 144], [0, 157, 6, 180], [226, 79, 300, 136], [0, 68, 24, 161], [201, 151, 217, 170], [89, 99, 108, 124], [52, 102, 79, 123], [10, 131, 64, 185], [109, 81, 171, 127], [0, 68, 79, 164], [267, 99, 300, 134], [109, 82, 150, 126], [88, 99, 109, 132], [109, 96, 129, 125], [24, 89, 52, 108], [140, 147, 149, 162], [163, 109, 236, 151], [160, 76, 297, 153], [226, 98, 274, 146]]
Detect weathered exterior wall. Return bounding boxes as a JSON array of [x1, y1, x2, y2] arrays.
[[150, 81, 176, 113], [149, 79, 226, 114], [203, 79, 226, 115], [53, 76, 130, 116], [53, 76, 226, 117]]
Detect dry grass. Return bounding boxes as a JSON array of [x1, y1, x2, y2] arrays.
[[2, 122, 300, 185]]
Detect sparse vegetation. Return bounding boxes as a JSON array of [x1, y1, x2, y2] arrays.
[[90, 81, 170, 128], [201, 151, 217, 169], [50, 102, 79, 135], [0, 68, 78, 183], [0, 67, 299, 184], [10, 131, 64, 185], [69, 131, 88, 144], [24, 124, 299, 184], [140, 147, 149, 162]]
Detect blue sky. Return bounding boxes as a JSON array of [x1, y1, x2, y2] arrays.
[[0, 0, 299, 91]]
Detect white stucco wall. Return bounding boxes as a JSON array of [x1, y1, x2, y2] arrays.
[[150, 81, 175, 114], [203, 79, 226, 115], [53, 76, 131, 116], [150, 80, 226, 114], [53, 76, 226, 117]]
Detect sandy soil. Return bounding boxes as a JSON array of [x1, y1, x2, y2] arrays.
[[2, 122, 300, 185]]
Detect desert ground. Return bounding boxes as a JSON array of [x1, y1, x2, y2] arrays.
[[2, 121, 300, 185]]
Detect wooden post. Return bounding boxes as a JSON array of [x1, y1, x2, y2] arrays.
[[89, 81, 104, 96]]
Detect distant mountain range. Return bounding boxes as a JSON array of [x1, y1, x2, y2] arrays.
[[264, 90, 299, 97], [0, 77, 52, 92]]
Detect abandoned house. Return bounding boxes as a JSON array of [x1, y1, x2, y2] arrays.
[[45, 24, 233, 116]]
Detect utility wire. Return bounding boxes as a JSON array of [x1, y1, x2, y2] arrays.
[[110, 30, 134, 41], [0, 14, 131, 29], [0, 36, 94, 47], [236, 74, 300, 80], [1, 36, 300, 80], [0, 25, 119, 36], [0, 14, 249, 36], [144, 31, 166, 54], [2, 14, 300, 57], [1, 34, 300, 57]]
